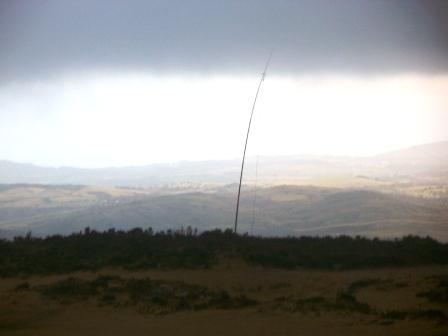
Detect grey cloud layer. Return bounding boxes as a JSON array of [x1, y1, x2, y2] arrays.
[[1, 0, 447, 82]]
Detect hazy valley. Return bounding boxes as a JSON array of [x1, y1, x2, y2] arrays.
[[1, 142, 447, 240]]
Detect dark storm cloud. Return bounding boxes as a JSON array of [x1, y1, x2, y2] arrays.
[[1, 0, 447, 82]]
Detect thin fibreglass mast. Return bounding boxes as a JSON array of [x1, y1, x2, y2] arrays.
[[234, 51, 272, 234]]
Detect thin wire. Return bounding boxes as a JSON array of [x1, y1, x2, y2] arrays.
[[234, 50, 273, 234], [250, 155, 260, 236]]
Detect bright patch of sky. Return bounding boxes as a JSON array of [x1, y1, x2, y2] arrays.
[[0, 73, 447, 168]]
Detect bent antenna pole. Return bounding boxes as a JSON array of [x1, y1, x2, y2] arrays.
[[234, 51, 273, 234]]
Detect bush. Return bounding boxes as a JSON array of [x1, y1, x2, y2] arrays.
[[1, 230, 447, 276]]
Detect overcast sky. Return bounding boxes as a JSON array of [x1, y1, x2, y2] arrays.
[[1, 0, 447, 168]]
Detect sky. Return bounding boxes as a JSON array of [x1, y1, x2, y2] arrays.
[[0, 0, 447, 168]]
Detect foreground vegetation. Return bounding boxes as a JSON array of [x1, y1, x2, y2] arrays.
[[2, 263, 448, 335], [1, 228, 447, 276], [31, 275, 256, 313], [9, 274, 446, 323], [3, 266, 448, 335]]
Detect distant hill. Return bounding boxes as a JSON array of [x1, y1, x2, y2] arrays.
[[370, 141, 448, 177], [0, 142, 446, 240], [0, 184, 446, 241], [1, 141, 447, 187], [375, 141, 448, 166]]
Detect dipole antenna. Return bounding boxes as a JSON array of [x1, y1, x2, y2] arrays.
[[234, 50, 273, 234]]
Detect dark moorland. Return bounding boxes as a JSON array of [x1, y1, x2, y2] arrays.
[[2, 229, 448, 276], [2, 229, 448, 336]]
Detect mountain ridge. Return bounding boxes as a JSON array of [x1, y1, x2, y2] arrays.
[[1, 141, 447, 187]]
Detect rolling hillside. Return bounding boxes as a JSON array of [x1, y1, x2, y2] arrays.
[[0, 184, 446, 240], [0, 142, 446, 240]]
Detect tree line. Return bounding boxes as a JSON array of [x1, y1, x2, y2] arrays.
[[0, 227, 447, 276]]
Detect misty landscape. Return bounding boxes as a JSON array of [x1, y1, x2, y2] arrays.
[[1, 1, 448, 335], [1, 141, 447, 239]]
